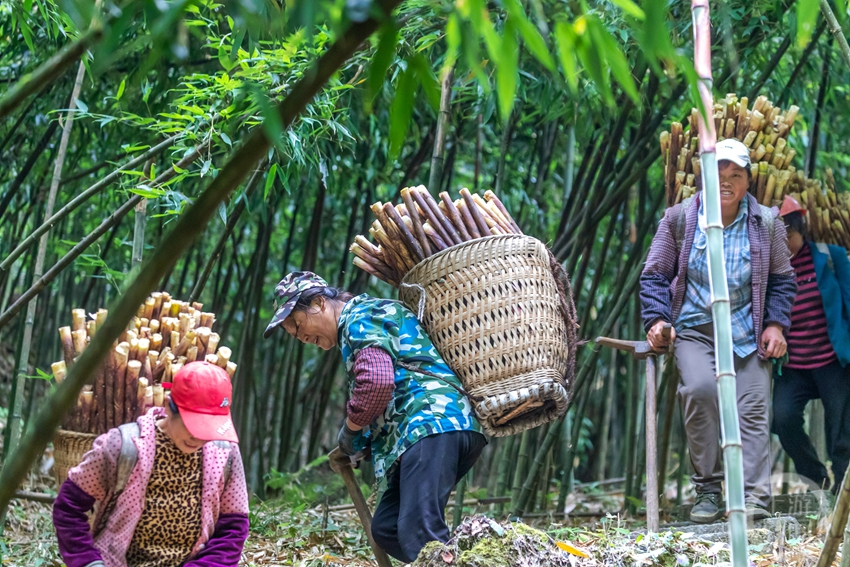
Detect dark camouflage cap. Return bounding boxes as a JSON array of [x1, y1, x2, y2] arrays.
[[263, 271, 329, 339]]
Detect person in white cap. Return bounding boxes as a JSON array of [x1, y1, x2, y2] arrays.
[[640, 138, 796, 523]]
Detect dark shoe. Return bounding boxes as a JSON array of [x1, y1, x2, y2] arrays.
[[745, 500, 770, 522], [689, 492, 724, 524]]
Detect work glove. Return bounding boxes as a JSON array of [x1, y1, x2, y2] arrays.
[[337, 421, 359, 456]]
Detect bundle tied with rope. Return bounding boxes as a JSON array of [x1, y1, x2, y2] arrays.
[[351, 187, 577, 437]]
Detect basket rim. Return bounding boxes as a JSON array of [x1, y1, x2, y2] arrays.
[[55, 428, 99, 441], [400, 234, 544, 286]]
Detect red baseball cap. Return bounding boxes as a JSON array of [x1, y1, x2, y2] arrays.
[[170, 361, 238, 443]]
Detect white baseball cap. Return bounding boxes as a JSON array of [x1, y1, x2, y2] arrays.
[[716, 138, 751, 169]]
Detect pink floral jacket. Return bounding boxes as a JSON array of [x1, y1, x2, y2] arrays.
[[53, 408, 249, 567]]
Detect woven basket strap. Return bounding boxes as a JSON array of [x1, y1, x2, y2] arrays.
[[396, 360, 484, 403], [398, 282, 427, 320]]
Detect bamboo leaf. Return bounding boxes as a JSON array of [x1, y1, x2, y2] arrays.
[[249, 85, 286, 154], [388, 62, 416, 160], [608, 0, 646, 20], [220, 132, 233, 148], [265, 163, 278, 200], [496, 17, 519, 122], [116, 78, 126, 101], [503, 0, 555, 72], [368, 21, 399, 104], [556, 541, 589, 558], [463, 0, 502, 60], [74, 98, 88, 113], [796, 0, 820, 47], [639, 0, 675, 69], [230, 27, 246, 61], [411, 53, 441, 111], [554, 21, 580, 93], [587, 16, 640, 105], [573, 17, 613, 106], [445, 12, 461, 70]]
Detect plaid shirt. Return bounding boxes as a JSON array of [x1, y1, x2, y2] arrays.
[[676, 194, 757, 357]]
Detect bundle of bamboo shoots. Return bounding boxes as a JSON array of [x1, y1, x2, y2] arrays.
[[787, 169, 850, 249], [54, 291, 237, 435], [350, 186, 522, 286], [660, 93, 800, 207]]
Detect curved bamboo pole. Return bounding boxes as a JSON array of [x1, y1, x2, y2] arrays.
[[0, 0, 401, 519], [691, 1, 748, 564], [3, 60, 87, 457], [821, 0, 850, 69], [0, 135, 179, 273]]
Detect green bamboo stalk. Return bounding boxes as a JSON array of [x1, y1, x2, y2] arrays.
[[821, 0, 850, 69], [0, 140, 208, 331], [556, 405, 573, 513], [132, 199, 147, 268], [428, 66, 453, 192], [495, 435, 516, 514], [510, 429, 532, 512], [0, 135, 178, 274], [692, 1, 748, 563], [0, 0, 401, 515], [0, 27, 102, 120], [188, 163, 264, 303], [3, 60, 86, 457], [816, 463, 850, 567]]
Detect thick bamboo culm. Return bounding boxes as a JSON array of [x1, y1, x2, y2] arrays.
[[53, 291, 238, 435], [350, 187, 524, 287]]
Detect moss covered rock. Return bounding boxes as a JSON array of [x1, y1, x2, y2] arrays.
[[411, 515, 572, 567]]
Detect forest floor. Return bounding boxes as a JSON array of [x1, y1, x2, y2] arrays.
[[1, 469, 844, 567]]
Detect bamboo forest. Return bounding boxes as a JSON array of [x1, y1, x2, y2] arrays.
[[2, 0, 850, 565]]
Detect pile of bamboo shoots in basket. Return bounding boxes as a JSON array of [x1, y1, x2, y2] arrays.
[[788, 169, 850, 249], [661, 93, 801, 207], [349, 186, 522, 286], [54, 292, 237, 435]]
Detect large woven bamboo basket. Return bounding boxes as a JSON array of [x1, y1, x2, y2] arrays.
[[53, 428, 97, 486], [399, 235, 575, 437]]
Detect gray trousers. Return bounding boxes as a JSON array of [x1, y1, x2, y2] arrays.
[[674, 324, 772, 507]]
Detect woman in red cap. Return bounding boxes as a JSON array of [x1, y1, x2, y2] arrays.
[[53, 361, 249, 567], [774, 196, 850, 493]]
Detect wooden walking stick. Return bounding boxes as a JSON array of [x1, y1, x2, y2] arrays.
[[595, 324, 671, 533], [328, 447, 393, 567]]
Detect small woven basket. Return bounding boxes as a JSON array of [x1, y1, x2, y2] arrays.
[[399, 235, 575, 437], [53, 429, 97, 487]]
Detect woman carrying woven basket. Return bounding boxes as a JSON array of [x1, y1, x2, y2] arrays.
[[640, 139, 797, 523], [53, 361, 249, 567], [263, 271, 486, 563]]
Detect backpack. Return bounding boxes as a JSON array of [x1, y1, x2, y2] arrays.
[[672, 195, 775, 254]]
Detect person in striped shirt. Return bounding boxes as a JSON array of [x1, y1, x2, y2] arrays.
[[774, 196, 850, 493]]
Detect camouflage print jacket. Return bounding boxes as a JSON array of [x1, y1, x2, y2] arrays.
[[337, 294, 479, 488]]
